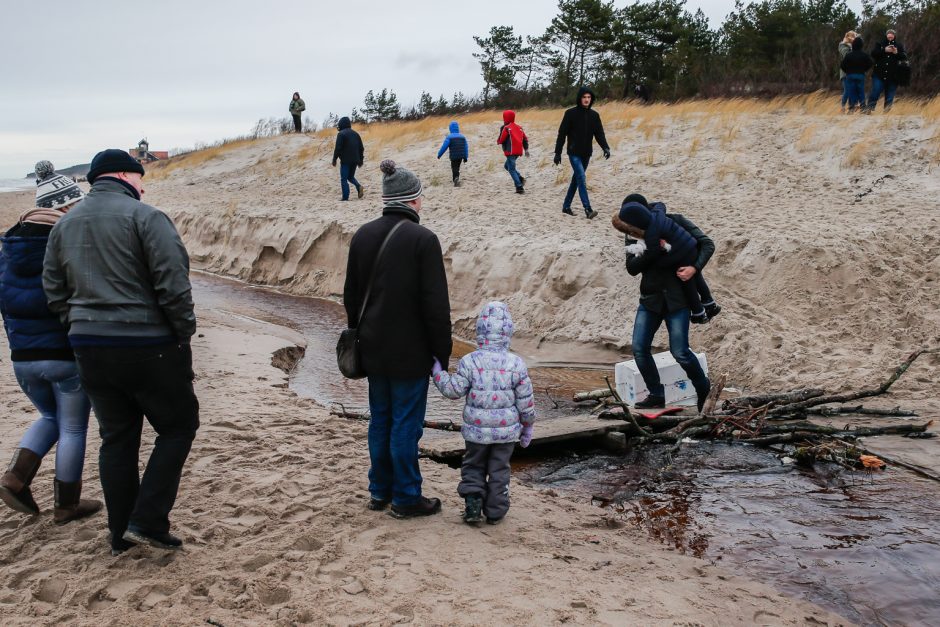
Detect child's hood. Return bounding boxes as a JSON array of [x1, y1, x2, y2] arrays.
[[476, 301, 513, 351], [502, 110, 516, 124], [449, 121, 460, 134]]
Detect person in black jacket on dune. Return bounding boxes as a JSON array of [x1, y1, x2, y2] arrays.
[[332, 117, 365, 200], [553, 86, 610, 219]]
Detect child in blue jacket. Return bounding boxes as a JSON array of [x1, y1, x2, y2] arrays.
[[437, 121, 469, 187]]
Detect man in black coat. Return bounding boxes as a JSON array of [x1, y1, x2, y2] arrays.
[[343, 159, 452, 519], [553, 86, 610, 220], [332, 116, 365, 200], [868, 29, 907, 112], [612, 194, 713, 411]]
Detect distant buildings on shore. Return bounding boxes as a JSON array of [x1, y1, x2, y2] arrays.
[[129, 139, 168, 164]]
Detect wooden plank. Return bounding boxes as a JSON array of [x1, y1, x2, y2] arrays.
[[419, 414, 632, 459]]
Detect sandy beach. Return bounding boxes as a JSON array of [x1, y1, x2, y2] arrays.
[[2, 96, 938, 625]]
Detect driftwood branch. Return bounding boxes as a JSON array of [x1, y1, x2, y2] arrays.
[[573, 388, 614, 403], [700, 373, 727, 416], [604, 376, 649, 436], [774, 405, 918, 420], [723, 388, 825, 410]]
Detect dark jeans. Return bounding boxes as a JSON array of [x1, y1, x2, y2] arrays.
[[631, 303, 710, 400], [74, 343, 199, 543], [366, 376, 428, 506], [868, 76, 898, 111], [340, 162, 361, 200], [845, 74, 866, 110], [292, 114, 302, 133], [504, 156, 522, 188], [450, 159, 462, 182], [563, 154, 591, 213], [458, 441, 514, 520]]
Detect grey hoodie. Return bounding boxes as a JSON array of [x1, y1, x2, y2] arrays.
[[43, 178, 196, 339]]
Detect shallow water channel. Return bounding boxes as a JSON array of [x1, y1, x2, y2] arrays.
[[192, 272, 940, 626]]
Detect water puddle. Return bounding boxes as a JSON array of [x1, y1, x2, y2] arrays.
[[191, 271, 940, 626]]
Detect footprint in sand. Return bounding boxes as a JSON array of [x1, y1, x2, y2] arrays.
[[34, 577, 67, 603]]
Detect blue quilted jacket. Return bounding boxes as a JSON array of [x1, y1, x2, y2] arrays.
[[437, 121, 469, 160], [432, 301, 536, 445]]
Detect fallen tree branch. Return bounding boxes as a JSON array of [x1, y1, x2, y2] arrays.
[[722, 388, 825, 410], [772, 405, 918, 420], [700, 373, 727, 416], [604, 376, 649, 436], [573, 388, 614, 403]]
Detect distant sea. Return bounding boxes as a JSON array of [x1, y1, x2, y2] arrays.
[[0, 179, 32, 193]]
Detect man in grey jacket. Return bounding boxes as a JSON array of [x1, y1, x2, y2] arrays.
[[43, 149, 199, 555]]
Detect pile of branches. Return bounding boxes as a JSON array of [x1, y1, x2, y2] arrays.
[[576, 348, 938, 479]]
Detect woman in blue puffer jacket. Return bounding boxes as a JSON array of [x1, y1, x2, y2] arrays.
[[0, 161, 100, 524], [431, 301, 535, 525]]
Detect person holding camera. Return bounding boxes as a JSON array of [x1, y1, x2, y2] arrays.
[[868, 29, 907, 112]]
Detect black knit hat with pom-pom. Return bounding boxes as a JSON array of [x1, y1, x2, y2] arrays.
[[380, 159, 422, 203]]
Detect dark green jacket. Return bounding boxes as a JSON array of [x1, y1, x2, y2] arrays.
[[43, 178, 196, 339], [625, 212, 714, 313], [289, 98, 306, 115]]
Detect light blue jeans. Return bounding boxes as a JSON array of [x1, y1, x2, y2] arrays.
[[13, 360, 92, 483], [504, 156, 523, 188], [563, 155, 591, 212]]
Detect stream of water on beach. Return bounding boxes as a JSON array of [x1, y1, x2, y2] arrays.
[[192, 272, 940, 627]]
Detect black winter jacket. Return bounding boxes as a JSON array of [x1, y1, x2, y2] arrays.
[[333, 117, 365, 166], [626, 213, 714, 313], [343, 207, 452, 378], [554, 87, 609, 159], [841, 49, 873, 75], [871, 39, 907, 81]]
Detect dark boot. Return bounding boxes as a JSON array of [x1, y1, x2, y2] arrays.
[[635, 395, 665, 410], [585, 209, 598, 219], [704, 302, 722, 319], [53, 479, 103, 525], [368, 497, 390, 511], [389, 496, 442, 519], [0, 448, 42, 515], [356, 184, 364, 199], [690, 310, 709, 324], [463, 495, 484, 524], [123, 527, 183, 551]]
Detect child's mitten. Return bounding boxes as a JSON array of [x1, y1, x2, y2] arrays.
[[519, 425, 534, 448], [625, 239, 647, 256]]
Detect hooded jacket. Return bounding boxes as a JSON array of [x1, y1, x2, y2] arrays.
[[645, 204, 699, 265], [871, 37, 907, 82], [554, 87, 609, 159], [433, 301, 536, 445], [841, 39, 873, 76], [437, 121, 469, 161], [0, 222, 73, 361], [333, 117, 365, 166], [289, 95, 305, 115], [497, 111, 529, 157]]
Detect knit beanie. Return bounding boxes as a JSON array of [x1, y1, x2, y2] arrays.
[[622, 193, 649, 208], [380, 160, 422, 203], [618, 201, 652, 230], [34, 161, 84, 209], [87, 149, 145, 184]]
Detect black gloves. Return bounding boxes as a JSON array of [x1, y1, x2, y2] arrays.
[[603, 149, 611, 160], [553, 154, 562, 166]]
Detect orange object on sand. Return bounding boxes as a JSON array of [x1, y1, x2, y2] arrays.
[[859, 454, 886, 470], [637, 407, 684, 420]]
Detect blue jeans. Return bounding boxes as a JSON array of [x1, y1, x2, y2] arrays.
[[504, 156, 523, 188], [367, 376, 429, 506], [631, 304, 710, 400], [868, 76, 898, 111], [845, 74, 866, 110], [563, 155, 591, 212], [340, 163, 361, 200], [841, 77, 849, 107], [13, 360, 92, 483]]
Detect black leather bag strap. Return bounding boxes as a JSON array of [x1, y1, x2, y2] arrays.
[[356, 220, 405, 326]]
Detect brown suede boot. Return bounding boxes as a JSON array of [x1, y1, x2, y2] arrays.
[[53, 479, 102, 525], [0, 448, 42, 515]]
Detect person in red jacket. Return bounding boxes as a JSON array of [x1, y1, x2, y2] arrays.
[[496, 111, 529, 194]]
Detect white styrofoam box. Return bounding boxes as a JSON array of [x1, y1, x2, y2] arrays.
[[615, 351, 708, 406]]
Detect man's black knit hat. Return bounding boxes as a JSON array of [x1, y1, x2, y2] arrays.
[[87, 149, 145, 184]]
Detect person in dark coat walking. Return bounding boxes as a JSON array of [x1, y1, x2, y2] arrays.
[[612, 194, 713, 411], [0, 161, 101, 525], [437, 121, 469, 186], [332, 116, 365, 200], [289, 92, 305, 133], [343, 159, 452, 519], [840, 38, 873, 112], [554, 86, 610, 219], [868, 30, 907, 112], [43, 149, 199, 555]]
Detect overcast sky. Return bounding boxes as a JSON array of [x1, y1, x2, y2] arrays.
[[0, 0, 862, 178]]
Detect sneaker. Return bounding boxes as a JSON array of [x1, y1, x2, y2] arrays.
[[122, 527, 183, 551], [485, 516, 503, 525], [704, 303, 722, 319], [368, 497, 390, 511], [585, 209, 598, 219], [453, 178, 461, 187], [519, 176, 526, 187], [562, 207, 574, 216], [389, 496, 442, 519], [463, 495, 484, 524], [634, 395, 665, 410], [690, 310, 709, 324], [515, 187, 525, 194], [356, 185, 364, 199], [110, 534, 137, 556]]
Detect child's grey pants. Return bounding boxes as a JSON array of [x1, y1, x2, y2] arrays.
[[458, 441, 515, 519]]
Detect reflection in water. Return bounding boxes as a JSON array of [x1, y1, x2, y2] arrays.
[[191, 272, 940, 627]]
